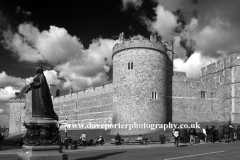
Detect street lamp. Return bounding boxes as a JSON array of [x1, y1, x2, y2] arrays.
[[65, 116, 68, 149]]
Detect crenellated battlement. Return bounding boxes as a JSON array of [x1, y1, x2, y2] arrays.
[[201, 53, 240, 77], [112, 37, 167, 58], [53, 82, 113, 104]]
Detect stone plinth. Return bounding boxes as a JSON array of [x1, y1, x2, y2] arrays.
[[17, 145, 67, 160]]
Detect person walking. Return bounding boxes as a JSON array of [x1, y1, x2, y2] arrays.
[[228, 121, 234, 142], [203, 126, 207, 143], [173, 126, 180, 147], [189, 127, 196, 145]]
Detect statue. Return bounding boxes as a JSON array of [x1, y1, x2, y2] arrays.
[[20, 66, 61, 146], [25, 66, 58, 120]]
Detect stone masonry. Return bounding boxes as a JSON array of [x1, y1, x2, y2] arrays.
[[9, 34, 240, 136]]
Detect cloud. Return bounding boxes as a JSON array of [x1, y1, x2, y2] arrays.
[[16, 6, 32, 16], [150, 5, 178, 40], [0, 86, 20, 101], [173, 52, 217, 79], [2, 24, 85, 65], [55, 38, 118, 91], [0, 71, 25, 88], [138, 0, 240, 79], [122, 0, 143, 10], [0, 108, 8, 115], [2, 24, 118, 91]]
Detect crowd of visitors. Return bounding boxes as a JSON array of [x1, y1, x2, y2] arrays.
[[172, 121, 240, 147]]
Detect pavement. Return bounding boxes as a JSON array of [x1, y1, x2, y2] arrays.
[[1, 141, 240, 160]]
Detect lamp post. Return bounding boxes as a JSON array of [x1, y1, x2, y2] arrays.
[[64, 116, 68, 149]]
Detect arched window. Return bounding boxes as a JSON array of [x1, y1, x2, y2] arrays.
[[200, 91, 206, 98], [151, 91, 158, 100], [128, 62, 133, 70]]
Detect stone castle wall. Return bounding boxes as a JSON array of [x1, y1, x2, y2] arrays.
[[9, 37, 240, 136], [53, 83, 113, 130], [111, 38, 168, 135], [9, 99, 25, 136], [170, 72, 230, 123], [201, 53, 240, 122]]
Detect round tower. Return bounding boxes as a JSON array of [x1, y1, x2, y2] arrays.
[[111, 36, 168, 135]]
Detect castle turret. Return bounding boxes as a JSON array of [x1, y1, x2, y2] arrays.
[[111, 35, 169, 135]]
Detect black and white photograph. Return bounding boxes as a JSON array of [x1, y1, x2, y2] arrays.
[[0, 0, 240, 159]]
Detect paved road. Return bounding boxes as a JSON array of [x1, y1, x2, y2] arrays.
[[67, 142, 240, 160], [0, 142, 239, 160]]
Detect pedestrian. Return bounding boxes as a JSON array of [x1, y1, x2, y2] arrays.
[[183, 128, 188, 143], [203, 126, 207, 143], [218, 126, 224, 142], [206, 125, 210, 143], [236, 125, 240, 141], [159, 133, 165, 144], [208, 126, 214, 143], [0, 133, 3, 150], [173, 125, 180, 147], [223, 124, 229, 143], [189, 127, 196, 145], [228, 121, 234, 142], [180, 128, 184, 143]]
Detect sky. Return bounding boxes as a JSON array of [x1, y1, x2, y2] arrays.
[[0, 0, 240, 127]]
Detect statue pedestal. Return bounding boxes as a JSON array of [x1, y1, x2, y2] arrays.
[[17, 145, 68, 160]]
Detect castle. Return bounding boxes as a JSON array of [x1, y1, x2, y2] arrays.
[[9, 34, 240, 136]]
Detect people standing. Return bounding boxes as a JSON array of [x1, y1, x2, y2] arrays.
[[183, 128, 188, 143], [223, 124, 229, 143], [173, 126, 180, 147], [228, 121, 234, 142], [208, 126, 214, 143], [203, 126, 207, 143], [0, 133, 3, 150], [206, 125, 210, 143], [218, 126, 224, 142], [180, 128, 184, 143], [236, 125, 240, 141], [189, 127, 196, 145], [159, 133, 165, 144]]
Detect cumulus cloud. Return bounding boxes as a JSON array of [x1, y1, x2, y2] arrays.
[[150, 5, 178, 40], [55, 38, 117, 91], [0, 86, 20, 101], [173, 52, 217, 79], [122, 0, 143, 10], [2, 24, 118, 91], [0, 71, 25, 88], [136, 0, 240, 79]]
